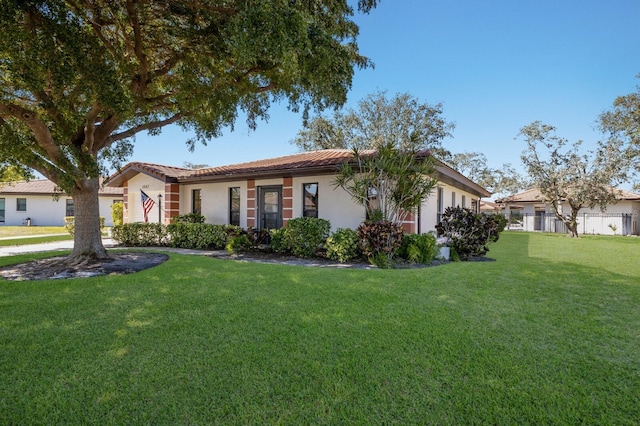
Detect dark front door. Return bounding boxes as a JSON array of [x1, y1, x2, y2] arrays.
[[259, 186, 282, 230]]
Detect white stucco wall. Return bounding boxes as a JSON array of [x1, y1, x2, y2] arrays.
[[505, 200, 640, 235], [126, 174, 165, 223], [292, 175, 364, 231], [120, 171, 488, 234], [0, 194, 121, 227], [180, 181, 248, 227], [420, 183, 482, 234]]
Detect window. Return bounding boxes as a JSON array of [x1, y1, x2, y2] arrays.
[[451, 192, 456, 208], [462, 195, 466, 208], [436, 187, 444, 224], [66, 199, 74, 217], [16, 198, 26, 212], [192, 189, 201, 214], [303, 183, 318, 218], [229, 187, 240, 226], [0, 198, 4, 222]]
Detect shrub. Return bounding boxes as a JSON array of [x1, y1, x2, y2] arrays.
[[111, 201, 124, 227], [357, 220, 404, 268], [226, 234, 254, 253], [111, 223, 167, 246], [398, 232, 438, 264], [171, 212, 206, 224], [281, 217, 331, 258], [493, 214, 508, 233], [325, 228, 361, 263], [435, 207, 502, 260], [269, 228, 288, 254], [225, 227, 267, 253], [166, 223, 229, 250], [64, 216, 105, 237]]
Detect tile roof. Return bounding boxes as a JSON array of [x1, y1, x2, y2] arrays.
[[106, 149, 491, 198], [0, 179, 123, 195], [495, 187, 640, 203], [188, 149, 375, 179], [106, 162, 192, 187]]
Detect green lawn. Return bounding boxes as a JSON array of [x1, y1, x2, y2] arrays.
[[0, 226, 68, 238], [1, 232, 639, 424]]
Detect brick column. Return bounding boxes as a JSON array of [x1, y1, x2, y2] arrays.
[[401, 212, 416, 234], [164, 183, 180, 224], [282, 177, 293, 226], [246, 179, 256, 228]]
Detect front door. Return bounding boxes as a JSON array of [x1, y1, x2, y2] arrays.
[[259, 186, 282, 230]]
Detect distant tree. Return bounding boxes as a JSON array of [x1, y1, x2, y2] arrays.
[[183, 162, 210, 170], [599, 75, 640, 188], [0, 0, 378, 263], [600, 76, 640, 147], [292, 91, 454, 152], [0, 164, 31, 182], [518, 121, 632, 237], [439, 151, 528, 197]]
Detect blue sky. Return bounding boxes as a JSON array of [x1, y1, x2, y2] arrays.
[[129, 0, 640, 187]]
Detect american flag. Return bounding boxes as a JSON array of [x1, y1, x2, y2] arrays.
[[140, 190, 155, 223]]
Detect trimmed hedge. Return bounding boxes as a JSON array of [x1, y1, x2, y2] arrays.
[[111, 223, 168, 246], [167, 223, 236, 250], [278, 217, 332, 258]]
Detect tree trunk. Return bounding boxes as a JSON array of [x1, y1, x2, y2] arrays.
[[566, 221, 579, 238], [71, 177, 108, 260]]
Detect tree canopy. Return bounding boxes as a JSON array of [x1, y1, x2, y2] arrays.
[[518, 121, 631, 237], [599, 75, 640, 188], [291, 91, 454, 152], [0, 0, 378, 260], [438, 151, 527, 197]]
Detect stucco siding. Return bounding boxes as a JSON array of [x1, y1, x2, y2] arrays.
[[292, 175, 365, 231], [0, 194, 120, 226], [126, 174, 165, 223]]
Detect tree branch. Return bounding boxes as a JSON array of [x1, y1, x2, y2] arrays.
[[0, 102, 61, 163], [101, 113, 183, 148]]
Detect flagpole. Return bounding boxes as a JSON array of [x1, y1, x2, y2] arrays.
[[158, 193, 163, 224]]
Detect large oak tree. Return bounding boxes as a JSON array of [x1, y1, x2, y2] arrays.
[[0, 0, 377, 262]]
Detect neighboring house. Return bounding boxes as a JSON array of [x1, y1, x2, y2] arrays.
[[495, 188, 640, 235], [479, 200, 502, 214], [106, 149, 491, 234], [0, 179, 124, 227]]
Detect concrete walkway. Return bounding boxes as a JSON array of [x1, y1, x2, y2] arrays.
[[0, 238, 117, 257]]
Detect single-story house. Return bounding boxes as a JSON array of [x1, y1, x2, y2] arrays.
[[495, 188, 640, 235], [106, 149, 491, 234], [0, 179, 124, 227]]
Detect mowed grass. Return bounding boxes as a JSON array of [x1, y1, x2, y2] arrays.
[[0, 232, 639, 424], [0, 226, 67, 238]]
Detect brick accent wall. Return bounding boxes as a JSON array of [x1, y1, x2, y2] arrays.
[[246, 179, 255, 227], [282, 177, 293, 226], [400, 212, 416, 234], [164, 183, 180, 224]]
